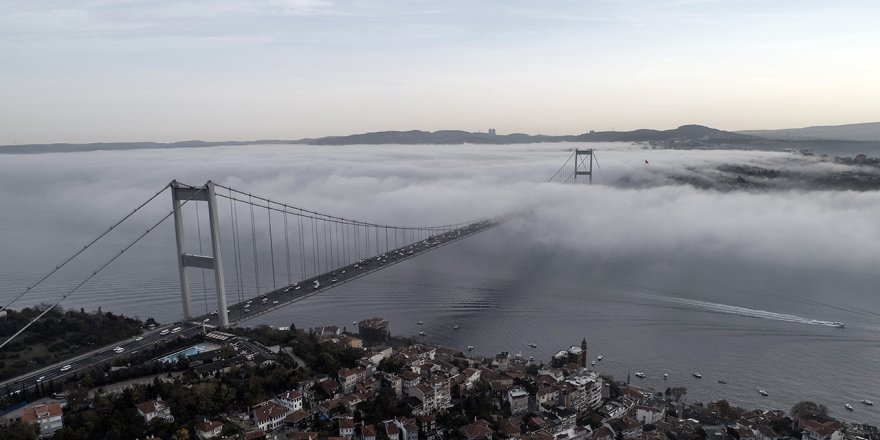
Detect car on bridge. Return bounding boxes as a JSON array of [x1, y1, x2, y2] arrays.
[[113, 346, 124, 354], [60, 365, 72, 372], [160, 329, 170, 336], [170, 326, 182, 334]]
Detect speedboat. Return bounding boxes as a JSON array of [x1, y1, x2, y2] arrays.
[[417, 321, 424, 325], [453, 325, 460, 330], [591, 361, 596, 366], [353, 321, 358, 326], [529, 343, 537, 348], [718, 380, 727, 384], [418, 331, 426, 336], [635, 372, 646, 378], [832, 322, 845, 328], [597, 355, 603, 361], [692, 372, 702, 378], [845, 403, 853, 411], [758, 389, 768, 396], [861, 399, 874, 406], [664, 374, 668, 380], [467, 345, 474, 351]]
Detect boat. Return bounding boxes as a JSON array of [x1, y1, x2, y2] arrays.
[[352, 321, 358, 326], [418, 331, 426, 336], [692, 372, 702, 378], [467, 345, 474, 351], [417, 321, 424, 325], [453, 325, 460, 330], [528, 356, 534, 362], [634, 372, 646, 378], [664, 373, 668, 380], [718, 380, 727, 384], [597, 355, 603, 361], [758, 389, 768, 396], [529, 343, 537, 348], [591, 361, 596, 366], [845, 403, 853, 411], [861, 399, 874, 406], [832, 322, 845, 328]]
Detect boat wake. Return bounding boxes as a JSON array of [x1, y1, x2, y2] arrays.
[[637, 293, 842, 328]]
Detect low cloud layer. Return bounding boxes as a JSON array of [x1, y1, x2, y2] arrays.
[[1, 143, 878, 321]]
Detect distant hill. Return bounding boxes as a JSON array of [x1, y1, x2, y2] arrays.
[[0, 124, 752, 153], [311, 124, 752, 145], [738, 122, 880, 142], [0, 139, 302, 154]]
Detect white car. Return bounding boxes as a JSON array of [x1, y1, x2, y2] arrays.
[[36, 375, 45, 383], [159, 329, 170, 336], [113, 346, 124, 354], [272, 300, 279, 305], [60, 365, 72, 372], [170, 326, 182, 334], [135, 336, 144, 341]]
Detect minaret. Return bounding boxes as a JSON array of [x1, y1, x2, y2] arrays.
[[580, 338, 588, 368]]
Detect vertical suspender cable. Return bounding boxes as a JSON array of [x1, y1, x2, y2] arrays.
[[195, 203, 209, 314], [230, 189, 244, 303], [267, 201, 277, 291], [298, 211, 306, 280], [284, 205, 291, 285], [249, 194, 260, 296]]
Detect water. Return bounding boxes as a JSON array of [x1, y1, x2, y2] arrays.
[[158, 343, 220, 364], [1, 143, 878, 423]]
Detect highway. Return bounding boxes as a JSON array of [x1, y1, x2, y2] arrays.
[[1, 218, 501, 397]]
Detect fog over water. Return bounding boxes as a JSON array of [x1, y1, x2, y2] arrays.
[[1, 142, 879, 421]]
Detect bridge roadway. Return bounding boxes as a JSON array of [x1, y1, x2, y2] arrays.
[[1, 218, 501, 397]]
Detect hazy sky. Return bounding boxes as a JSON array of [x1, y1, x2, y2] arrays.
[[1, 0, 879, 144]]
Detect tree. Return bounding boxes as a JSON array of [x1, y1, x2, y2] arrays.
[[171, 427, 190, 440], [669, 387, 687, 402], [790, 401, 827, 419], [0, 421, 39, 440]]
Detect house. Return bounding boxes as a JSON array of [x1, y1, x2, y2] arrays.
[[195, 419, 224, 439], [288, 432, 319, 440], [603, 417, 641, 440], [338, 417, 355, 439], [461, 419, 494, 440], [634, 404, 666, 425], [338, 368, 361, 394], [284, 409, 314, 433], [136, 396, 175, 423], [385, 421, 401, 440], [253, 401, 290, 432], [20, 402, 63, 438], [536, 386, 560, 409], [508, 388, 530, 416], [416, 414, 437, 438], [362, 424, 377, 440], [317, 379, 342, 399], [394, 417, 419, 440], [278, 391, 303, 412], [798, 418, 844, 440]]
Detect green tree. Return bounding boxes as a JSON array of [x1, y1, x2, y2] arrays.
[[0, 421, 39, 440], [171, 427, 190, 440], [790, 401, 827, 419]]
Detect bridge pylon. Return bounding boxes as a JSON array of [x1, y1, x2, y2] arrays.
[[170, 180, 229, 328], [574, 149, 594, 183]]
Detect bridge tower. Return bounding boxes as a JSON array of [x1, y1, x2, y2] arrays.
[[171, 180, 229, 328], [574, 149, 593, 183]]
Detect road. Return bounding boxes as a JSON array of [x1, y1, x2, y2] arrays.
[[1, 218, 501, 397]]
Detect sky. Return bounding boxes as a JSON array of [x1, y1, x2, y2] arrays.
[[1, 0, 879, 144]]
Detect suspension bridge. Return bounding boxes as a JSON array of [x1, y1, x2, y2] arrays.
[[0, 150, 597, 393]]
